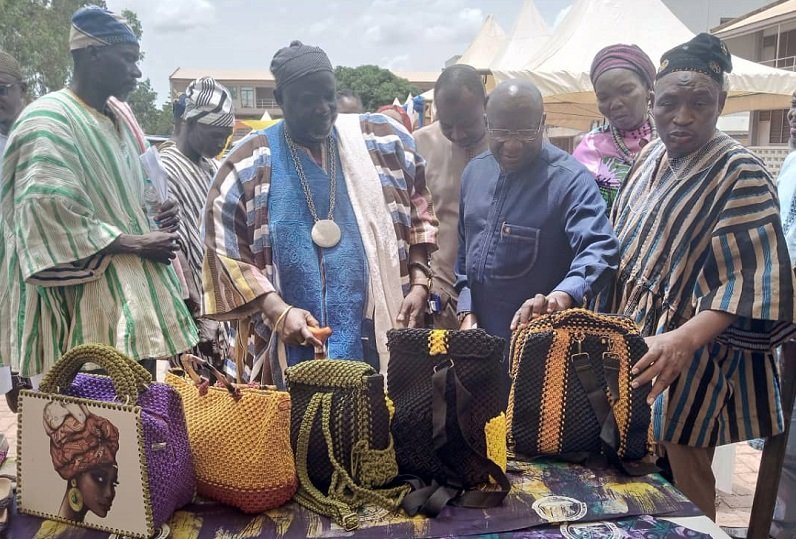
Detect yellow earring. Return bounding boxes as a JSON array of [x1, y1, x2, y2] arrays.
[[68, 479, 83, 512]]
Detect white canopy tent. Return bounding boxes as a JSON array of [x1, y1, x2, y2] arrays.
[[490, 0, 551, 74], [422, 1, 548, 106], [457, 15, 507, 71], [491, 0, 796, 130], [419, 15, 508, 104]]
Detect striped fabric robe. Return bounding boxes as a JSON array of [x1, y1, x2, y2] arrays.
[[603, 131, 796, 447], [159, 141, 218, 305], [0, 89, 197, 376], [202, 113, 438, 378]]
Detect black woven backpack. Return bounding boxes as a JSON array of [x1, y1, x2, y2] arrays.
[[286, 360, 407, 531], [507, 309, 655, 475], [386, 328, 510, 517]]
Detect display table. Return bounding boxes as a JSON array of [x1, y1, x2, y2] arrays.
[[8, 459, 731, 538]]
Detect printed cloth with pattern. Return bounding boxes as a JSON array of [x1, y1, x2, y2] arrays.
[[572, 118, 655, 214], [600, 131, 796, 447], [0, 89, 197, 377]]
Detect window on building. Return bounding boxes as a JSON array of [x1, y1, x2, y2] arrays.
[[228, 85, 238, 99], [240, 87, 254, 108], [768, 109, 790, 144]]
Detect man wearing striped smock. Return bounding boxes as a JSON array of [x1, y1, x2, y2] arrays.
[[160, 77, 234, 371], [0, 6, 197, 381], [202, 41, 438, 386], [601, 33, 796, 519]]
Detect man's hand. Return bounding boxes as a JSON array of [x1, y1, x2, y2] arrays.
[[279, 308, 323, 348], [155, 199, 180, 232], [511, 291, 573, 330], [631, 310, 736, 405], [106, 231, 179, 264], [459, 313, 478, 330], [632, 332, 698, 405], [397, 285, 428, 328]]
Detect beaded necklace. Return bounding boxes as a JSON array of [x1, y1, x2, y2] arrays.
[[609, 115, 656, 163]]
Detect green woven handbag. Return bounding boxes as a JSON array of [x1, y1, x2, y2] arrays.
[[285, 360, 408, 531]]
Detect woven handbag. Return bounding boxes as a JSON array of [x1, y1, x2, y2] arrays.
[[507, 309, 654, 474], [19, 344, 194, 538], [165, 355, 297, 513], [285, 360, 407, 531], [386, 328, 511, 517]]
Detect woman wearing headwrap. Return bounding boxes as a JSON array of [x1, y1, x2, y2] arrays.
[[573, 44, 657, 213], [44, 401, 120, 522]]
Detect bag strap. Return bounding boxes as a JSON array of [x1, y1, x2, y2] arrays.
[[234, 318, 250, 385], [402, 360, 511, 517], [294, 391, 406, 531], [294, 392, 360, 531], [571, 352, 657, 476]]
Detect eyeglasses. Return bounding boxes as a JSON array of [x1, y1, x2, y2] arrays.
[[487, 114, 545, 144], [0, 83, 18, 97]]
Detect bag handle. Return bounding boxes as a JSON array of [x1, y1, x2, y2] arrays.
[[234, 318, 251, 385], [180, 354, 243, 400], [294, 392, 361, 531], [39, 344, 149, 404]]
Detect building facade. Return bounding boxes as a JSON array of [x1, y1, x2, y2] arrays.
[[169, 68, 438, 120], [714, 0, 796, 148]]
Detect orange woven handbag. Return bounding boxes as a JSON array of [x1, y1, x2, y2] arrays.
[[165, 355, 297, 513]]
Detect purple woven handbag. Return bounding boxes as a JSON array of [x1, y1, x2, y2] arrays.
[[19, 344, 195, 538]]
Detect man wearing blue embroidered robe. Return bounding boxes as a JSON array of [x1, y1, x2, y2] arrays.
[[202, 42, 438, 385]]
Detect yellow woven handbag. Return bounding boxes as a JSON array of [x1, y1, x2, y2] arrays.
[[165, 355, 297, 513]]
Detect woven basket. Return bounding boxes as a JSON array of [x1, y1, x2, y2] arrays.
[[166, 356, 296, 513]]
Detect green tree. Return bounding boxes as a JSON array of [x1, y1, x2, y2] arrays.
[[117, 9, 174, 136], [0, 1, 174, 135], [335, 65, 420, 112], [126, 79, 174, 136], [0, 0, 107, 96]]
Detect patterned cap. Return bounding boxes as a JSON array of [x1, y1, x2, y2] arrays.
[[0, 49, 23, 81], [183, 77, 235, 128], [69, 5, 138, 51], [270, 40, 333, 89], [657, 33, 733, 85]]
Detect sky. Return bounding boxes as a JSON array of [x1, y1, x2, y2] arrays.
[[105, 0, 769, 103]]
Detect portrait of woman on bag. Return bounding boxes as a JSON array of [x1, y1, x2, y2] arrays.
[[43, 401, 120, 522]]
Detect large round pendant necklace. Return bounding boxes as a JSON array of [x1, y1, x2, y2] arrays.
[[284, 130, 341, 248]]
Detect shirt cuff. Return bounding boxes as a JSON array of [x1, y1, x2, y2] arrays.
[[457, 287, 472, 314], [553, 276, 587, 307]]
